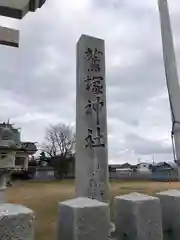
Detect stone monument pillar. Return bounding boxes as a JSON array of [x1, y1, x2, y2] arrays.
[[75, 35, 109, 203]]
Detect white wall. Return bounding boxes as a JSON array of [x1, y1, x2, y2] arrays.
[[16, 152, 29, 169], [137, 163, 150, 173]]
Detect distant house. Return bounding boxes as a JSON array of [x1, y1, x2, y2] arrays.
[[109, 163, 137, 172], [109, 163, 136, 179], [136, 162, 151, 173], [151, 162, 179, 181], [0, 122, 37, 178], [116, 163, 133, 172]]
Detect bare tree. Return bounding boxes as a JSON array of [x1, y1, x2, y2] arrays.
[[42, 123, 75, 158], [41, 123, 75, 178]]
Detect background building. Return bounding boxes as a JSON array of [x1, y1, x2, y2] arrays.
[[0, 122, 37, 173]]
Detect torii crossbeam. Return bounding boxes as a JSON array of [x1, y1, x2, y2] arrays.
[[0, 0, 46, 48], [0, 0, 46, 19], [0, 26, 19, 48]]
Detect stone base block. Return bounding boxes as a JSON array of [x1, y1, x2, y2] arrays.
[[115, 192, 163, 240], [57, 197, 110, 240], [0, 203, 35, 239], [157, 189, 180, 238]]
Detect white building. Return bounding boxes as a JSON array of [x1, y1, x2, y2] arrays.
[[0, 122, 37, 172], [136, 162, 151, 173]]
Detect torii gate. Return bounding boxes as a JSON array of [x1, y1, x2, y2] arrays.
[[0, 0, 46, 190], [0, 0, 46, 48]]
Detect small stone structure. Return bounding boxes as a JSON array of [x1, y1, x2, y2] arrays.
[[0, 190, 180, 239], [57, 197, 110, 240], [0, 203, 35, 240], [115, 193, 163, 240]]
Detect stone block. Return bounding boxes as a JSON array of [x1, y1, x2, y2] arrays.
[[57, 197, 110, 240], [0, 0, 46, 19], [115, 192, 163, 240], [0, 203, 35, 239], [0, 26, 19, 48], [157, 189, 180, 238]]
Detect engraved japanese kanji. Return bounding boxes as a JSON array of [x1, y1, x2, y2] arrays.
[[84, 47, 103, 72], [85, 127, 105, 148], [85, 97, 104, 125], [84, 76, 103, 94]]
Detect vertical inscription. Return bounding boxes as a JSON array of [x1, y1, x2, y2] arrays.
[[83, 44, 106, 200], [84, 47, 105, 150], [76, 35, 108, 202]]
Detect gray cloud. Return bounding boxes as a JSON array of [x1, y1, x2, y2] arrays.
[[0, 0, 179, 164], [124, 133, 172, 155]]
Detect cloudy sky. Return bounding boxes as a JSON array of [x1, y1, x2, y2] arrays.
[[0, 0, 180, 164]]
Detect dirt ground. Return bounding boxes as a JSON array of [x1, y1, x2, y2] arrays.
[[6, 180, 180, 240]]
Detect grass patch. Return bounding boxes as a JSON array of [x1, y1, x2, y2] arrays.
[[6, 180, 180, 240]]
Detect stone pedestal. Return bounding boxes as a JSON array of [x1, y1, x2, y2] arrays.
[[157, 189, 180, 238], [0, 203, 35, 239], [115, 192, 163, 240], [57, 197, 110, 240], [76, 34, 109, 202]]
